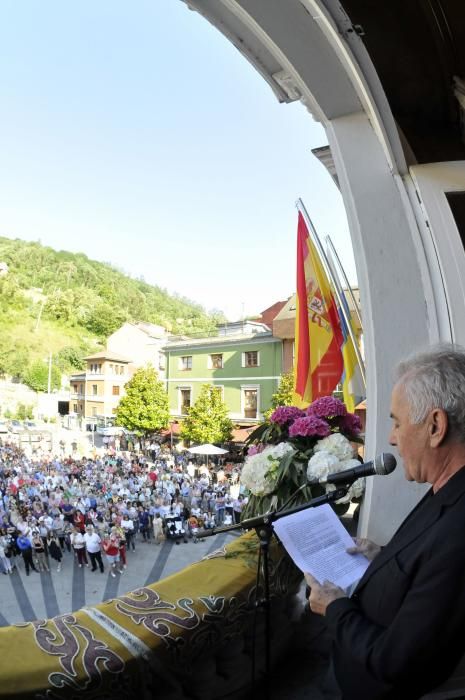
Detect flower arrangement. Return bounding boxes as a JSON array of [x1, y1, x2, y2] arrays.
[[240, 396, 364, 520]]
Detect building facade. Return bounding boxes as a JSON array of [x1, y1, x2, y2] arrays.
[[69, 351, 131, 419], [106, 321, 166, 378], [165, 330, 282, 424]]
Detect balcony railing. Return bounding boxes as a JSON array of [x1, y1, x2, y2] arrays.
[[0, 532, 303, 699]]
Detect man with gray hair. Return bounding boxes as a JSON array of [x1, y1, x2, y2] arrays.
[[306, 344, 465, 699]]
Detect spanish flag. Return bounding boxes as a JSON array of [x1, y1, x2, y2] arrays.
[[294, 211, 344, 406]]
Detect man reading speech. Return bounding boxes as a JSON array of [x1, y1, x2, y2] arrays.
[[306, 345, 465, 699]]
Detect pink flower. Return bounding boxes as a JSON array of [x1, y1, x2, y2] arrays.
[[247, 444, 265, 456], [338, 413, 362, 434], [307, 396, 347, 419], [288, 416, 331, 438], [270, 406, 305, 425]]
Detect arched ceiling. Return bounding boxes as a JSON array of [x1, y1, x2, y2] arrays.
[[183, 0, 465, 164]]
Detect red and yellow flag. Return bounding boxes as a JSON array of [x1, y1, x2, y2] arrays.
[[294, 212, 344, 406]]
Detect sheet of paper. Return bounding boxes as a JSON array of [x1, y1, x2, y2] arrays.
[[272, 503, 369, 591]]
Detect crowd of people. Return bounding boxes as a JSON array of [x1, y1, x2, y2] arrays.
[[0, 441, 247, 578]]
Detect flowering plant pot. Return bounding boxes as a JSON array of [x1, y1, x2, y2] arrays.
[[240, 397, 364, 521]]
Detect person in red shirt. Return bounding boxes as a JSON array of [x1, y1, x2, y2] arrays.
[[73, 510, 86, 533], [102, 530, 123, 577]]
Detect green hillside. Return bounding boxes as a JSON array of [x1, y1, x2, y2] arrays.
[[0, 236, 226, 386]]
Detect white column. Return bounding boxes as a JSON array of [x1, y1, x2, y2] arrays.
[[327, 112, 433, 543]]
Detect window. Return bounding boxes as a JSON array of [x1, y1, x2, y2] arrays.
[[109, 364, 113, 373], [180, 356, 192, 371], [92, 384, 98, 396], [73, 403, 78, 412], [243, 351, 259, 368], [209, 353, 223, 369], [243, 388, 258, 419], [112, 385, 120, 396], [179, 388, 192, 415], [73, 384, 78, 392]]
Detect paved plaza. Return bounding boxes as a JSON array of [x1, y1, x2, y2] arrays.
[[0, 529, 238, 627]]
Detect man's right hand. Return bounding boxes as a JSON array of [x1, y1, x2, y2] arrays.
[[346, 537, 381, 561]]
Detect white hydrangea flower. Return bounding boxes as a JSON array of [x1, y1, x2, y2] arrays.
[[240, 456, 275, 496], [270, 442, 295, 459], [307, 450, 340, 482], [314, 433, 355, 461], [324, 459, 365, 502], [241, 443, 295, 496]]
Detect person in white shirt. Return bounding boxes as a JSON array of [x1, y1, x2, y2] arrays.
[[83, 525, 104, 573], [152, 513, 164, 545], [121, 516, 135, 551], [70, 527, 89, 568]]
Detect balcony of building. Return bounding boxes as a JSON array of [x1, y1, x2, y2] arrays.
[[0, 529, 327, 699]]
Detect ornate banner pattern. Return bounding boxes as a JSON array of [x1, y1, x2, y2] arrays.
[[0, 532, 302, 699]]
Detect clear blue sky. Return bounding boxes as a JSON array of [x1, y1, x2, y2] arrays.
[[0, 0, 355, 321]]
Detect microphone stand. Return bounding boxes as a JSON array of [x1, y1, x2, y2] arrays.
[[195, 484, 352, 699]]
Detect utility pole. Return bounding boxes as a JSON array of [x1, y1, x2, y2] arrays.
[[47, 353, 52, 420], [35, 299, 45, 332]]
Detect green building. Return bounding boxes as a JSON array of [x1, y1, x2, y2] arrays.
[[165, 323, 282, 424]]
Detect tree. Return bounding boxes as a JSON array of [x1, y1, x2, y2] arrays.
[[55, 346, 86, 372], [264, 370, 295, 420], [0, 343, 30, 381], [84, 302, 127, 337], [24, 360, 61, 393], [15, 403, 33, 420], [115, 365, 169, 436], [180, 384, 233, 445]]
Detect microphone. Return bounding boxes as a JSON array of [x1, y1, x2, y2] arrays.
[[313, 452, 397, 485]]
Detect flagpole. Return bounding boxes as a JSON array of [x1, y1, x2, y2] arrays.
[[326, 234, 363, 331], [295, 198, 366, 385]]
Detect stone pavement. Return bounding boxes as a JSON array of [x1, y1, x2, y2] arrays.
[[0, 530, 239, 627]]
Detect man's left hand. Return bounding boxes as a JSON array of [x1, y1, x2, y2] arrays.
[[305, 573, 347, 615]]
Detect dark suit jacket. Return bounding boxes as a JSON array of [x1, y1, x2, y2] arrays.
[[325, 466, 465, 700]]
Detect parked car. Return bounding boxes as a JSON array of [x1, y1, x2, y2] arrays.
[[0, 420, 9, 433], [8, 420, 24, 433], [23, 420, 38, 430]]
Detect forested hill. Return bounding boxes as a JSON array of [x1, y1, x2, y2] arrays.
[[0, 236, 226, 385]]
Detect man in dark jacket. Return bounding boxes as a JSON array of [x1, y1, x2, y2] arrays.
[[307, 345, 465, 699]]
